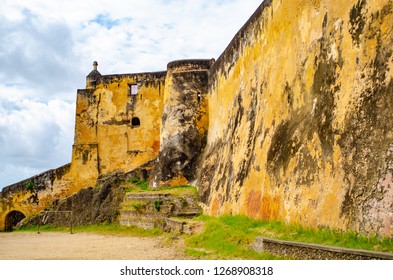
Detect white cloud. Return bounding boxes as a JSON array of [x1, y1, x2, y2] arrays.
[[0, 98, 75, 175], [0, 11, 84, 101], [0, 0, 263, 189]]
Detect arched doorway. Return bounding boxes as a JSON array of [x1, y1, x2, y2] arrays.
[[5, 210, 26, 231]]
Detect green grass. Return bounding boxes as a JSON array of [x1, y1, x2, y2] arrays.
[[125, 178, 149, 191], [184, 215, 283, 259], [15, 223, 162, 237], [184, 215, 393, 259], [152, 185, 198, 197], [123, 179, 198, 197], [15, 224, 67, 232], [25, 181, 35, 191], [264, 222, 393, 252], [120, 200, 147, 212]]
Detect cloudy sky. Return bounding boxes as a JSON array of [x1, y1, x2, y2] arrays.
[[0, 0, 263, 189]]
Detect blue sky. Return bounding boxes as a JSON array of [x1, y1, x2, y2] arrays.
[[0, 0, 263, 189]]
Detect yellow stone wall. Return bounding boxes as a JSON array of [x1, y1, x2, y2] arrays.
[[151, 60, 212, 187], [0, 164, 72, 230], [71, 72, 166, 188], [199, 0, 393, 236], [2, 0, 392, 237]]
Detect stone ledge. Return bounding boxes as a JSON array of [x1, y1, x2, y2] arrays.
[[167, 59, 214, 72], [1, 163, 71, 198], [252, 236, 393, 260]]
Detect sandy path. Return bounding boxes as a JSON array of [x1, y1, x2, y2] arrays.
[[0, 232, 188, 260]]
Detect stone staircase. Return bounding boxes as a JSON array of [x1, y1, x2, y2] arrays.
[[119, 192, 203, 233]]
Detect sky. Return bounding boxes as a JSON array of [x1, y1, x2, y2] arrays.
[[0, 0, 263, 190]]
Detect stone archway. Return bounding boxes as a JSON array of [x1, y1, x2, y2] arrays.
[[5, 210, 26, 231]]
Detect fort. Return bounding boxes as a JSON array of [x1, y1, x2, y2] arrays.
[[1, 0, 392, 237]]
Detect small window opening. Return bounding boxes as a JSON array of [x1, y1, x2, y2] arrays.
[[132, 117, 140, 127], [129, 84, 138, 95]]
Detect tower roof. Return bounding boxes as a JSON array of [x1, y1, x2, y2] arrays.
[[87, 61, 101, 77]]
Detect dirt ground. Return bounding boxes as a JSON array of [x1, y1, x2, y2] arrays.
[[0, 231, 189, 260]]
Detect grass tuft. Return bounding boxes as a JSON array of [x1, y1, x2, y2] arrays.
[[125, 178, 149, 191], [123, 179, 198, 197]]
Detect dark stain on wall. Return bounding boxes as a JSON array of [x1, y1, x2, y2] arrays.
[[198, 145, 219, 204], [267, 12, 343, 182], [153, 61, 210, 186], [102, 118, 130, 126], [339, 2, 393, 229], [267, 113, 306, 178], [199, 81, 264, 205], [21, 172, 126, 227], [349, 0, 367, 46], [235, 86, 263, 190], [312, 12, 343, 157]]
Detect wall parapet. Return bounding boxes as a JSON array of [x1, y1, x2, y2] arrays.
[[96, 71, 167, 86], [209, 0, 272, 81], [0, 163, 71, 199], [167, 59, 214, 73]]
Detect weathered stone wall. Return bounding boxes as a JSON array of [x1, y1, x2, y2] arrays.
[[199, 0, 393, 236], [2, 0, 392, 237], [71, 70, 166, 188], [18, 171, 127, 227], [0, 164, 71, 230], [152, 60, 212, 187]]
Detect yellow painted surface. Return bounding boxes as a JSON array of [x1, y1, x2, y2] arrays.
[[77, 74, 165, 177], [200, 0, 393, 235]]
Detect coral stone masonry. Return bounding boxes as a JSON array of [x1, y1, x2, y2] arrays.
[[1, 0, 392, 237]]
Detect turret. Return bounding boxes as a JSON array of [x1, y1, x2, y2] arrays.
[[86, 61, 101, 89], [151, 59, 214, 188]]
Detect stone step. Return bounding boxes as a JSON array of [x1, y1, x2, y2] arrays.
[[172, 211, 202, 217], [119, 210, 169, 219], [119, 217, 165, 230], [120, 215, 203, 234], [124, 193, 172, 201], [165, 218, 204, 234]]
